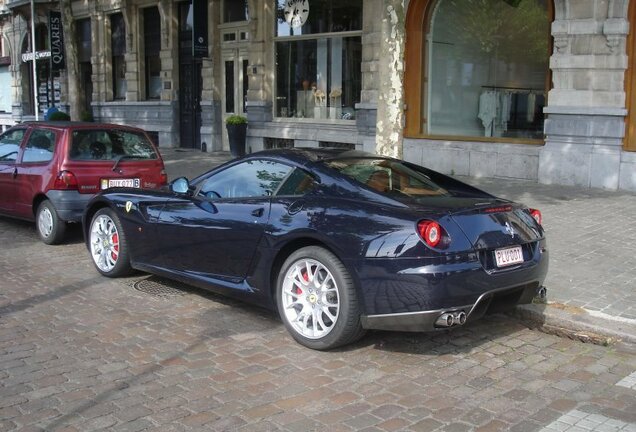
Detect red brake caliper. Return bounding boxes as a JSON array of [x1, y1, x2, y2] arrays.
[[295, 269, 309, 294], [111, 233, 119, 260]]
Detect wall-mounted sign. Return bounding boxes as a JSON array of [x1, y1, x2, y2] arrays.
[[192, 0, 208, 58], [49, 11, 66, 71], [22, 51, 51, 62]]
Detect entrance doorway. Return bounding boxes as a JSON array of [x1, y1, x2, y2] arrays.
[[179, 1, 202, 149], [222, 47, 249, 150]]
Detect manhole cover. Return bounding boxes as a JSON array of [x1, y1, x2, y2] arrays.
[[133, 276, 191, 298]]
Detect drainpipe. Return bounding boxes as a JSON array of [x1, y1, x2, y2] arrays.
[[31, 0, 39, 120]]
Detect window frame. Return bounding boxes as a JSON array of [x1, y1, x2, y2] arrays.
[[272, 0, 363, 124], [403, 0, 553, 145]]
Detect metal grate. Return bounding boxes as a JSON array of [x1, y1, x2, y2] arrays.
[[319, 141, 355, 150], [264, 137, 294, 149], [133, 276, 191, 298]]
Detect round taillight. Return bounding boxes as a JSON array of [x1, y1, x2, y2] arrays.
[[529, 208, 542, 225], [417, 220, 442, 248], [53, 170, 78, 190], [160, 169, 168, 186]]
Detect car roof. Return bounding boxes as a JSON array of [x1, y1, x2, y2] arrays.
[[15, 121, 147, 132], [252, 147, 383, 165]]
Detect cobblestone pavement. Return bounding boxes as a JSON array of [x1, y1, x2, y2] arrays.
[[1, 217, 636, 431]]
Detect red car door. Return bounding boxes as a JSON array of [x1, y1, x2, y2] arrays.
[[13, 128, 58, 219], [0, 128, 27, 215]]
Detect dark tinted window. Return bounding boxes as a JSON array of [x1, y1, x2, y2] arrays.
[[70, 130, 158, 161], [199, 159, 292, 199], [0, 129, 26, 162], [23, 129, 56, 163], [276, 168, 316, 196], [224, 0, 248, 22], [325, 158, 449, 198]]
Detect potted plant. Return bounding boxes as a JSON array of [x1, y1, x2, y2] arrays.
[[226, 114, 248, 158]]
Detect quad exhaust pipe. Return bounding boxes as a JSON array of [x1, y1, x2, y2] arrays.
[[435, 311, 467, 328], [537, 286, 547, 300]]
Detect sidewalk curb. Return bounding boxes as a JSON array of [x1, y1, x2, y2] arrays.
[[511, 303, 636, 346]]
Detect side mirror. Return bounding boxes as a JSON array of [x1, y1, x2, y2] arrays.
[[170, 177, 190, 194]]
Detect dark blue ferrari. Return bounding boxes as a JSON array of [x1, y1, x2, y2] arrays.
[[83, 148, 548, 350]]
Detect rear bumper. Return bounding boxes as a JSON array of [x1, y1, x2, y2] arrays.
[[46, 190, 93, 222], [361, 283, 543, 331], [356, 240, 549, 331]]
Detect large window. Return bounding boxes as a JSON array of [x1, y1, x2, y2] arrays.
[[223, 0, 249, 23], [110, 13, 126, 100], [143, 7, 161, 100], [274, 0, 362, 121], [405, 0, 551, 141], [76, 18, 92, 113]]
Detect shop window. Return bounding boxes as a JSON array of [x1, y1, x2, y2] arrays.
[[143, 7, 161, 100], [405, 0, 551, 141], [223, 0, 249, 23], [274, 0, 362, 121], [110, 13, 126, 100]]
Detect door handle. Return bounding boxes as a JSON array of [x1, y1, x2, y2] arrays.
[[251, 208, 264, 217]]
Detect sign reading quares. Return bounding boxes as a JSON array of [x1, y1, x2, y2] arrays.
[[49, 11, 65, 71]]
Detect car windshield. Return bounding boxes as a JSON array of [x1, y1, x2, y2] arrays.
[[70, 129, 158, 161], [0, 129, 25, 162], [325, 158, 450, 198]]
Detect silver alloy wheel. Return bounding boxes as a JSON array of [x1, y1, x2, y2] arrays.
[[37, 206, 53, 238], [90, 214, 120, 273], [281, 258, 340, 339]]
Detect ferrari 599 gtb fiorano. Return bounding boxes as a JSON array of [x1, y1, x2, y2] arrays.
[[83, 148, 548, 350]]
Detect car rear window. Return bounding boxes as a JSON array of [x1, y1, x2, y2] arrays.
[[325, 158, 450, 198], [70, 129, 158, 161]]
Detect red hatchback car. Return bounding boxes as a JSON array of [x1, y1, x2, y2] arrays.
[[0, 122, 167, 244]]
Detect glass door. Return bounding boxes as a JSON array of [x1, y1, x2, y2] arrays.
[[222, 48, 249, 151]]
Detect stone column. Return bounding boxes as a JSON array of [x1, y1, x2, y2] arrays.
[[356, 0, 382, 153], [123, 4, 138, 101], [374, 0, 405, 158], [60, 0, 82, 120], [245, 0, 272, 120], [540, 0, 629, 189], [245, 0, 273, 152], [201, 0, 222, 151]]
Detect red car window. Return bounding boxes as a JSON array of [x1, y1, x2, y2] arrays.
[[0, 129, 26, 162], [22, 129, 56, 163]]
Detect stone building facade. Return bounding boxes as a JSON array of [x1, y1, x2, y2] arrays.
[[1, 0, 635, 191]]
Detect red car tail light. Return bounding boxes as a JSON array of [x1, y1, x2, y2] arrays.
[[159, 169, 168, 186], [529, 208, 542, 225], [417, 220, 444, 248], [53, 170, 78, 190]]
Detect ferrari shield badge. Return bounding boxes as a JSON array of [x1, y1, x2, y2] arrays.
[[125, 201, 133, 213]]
